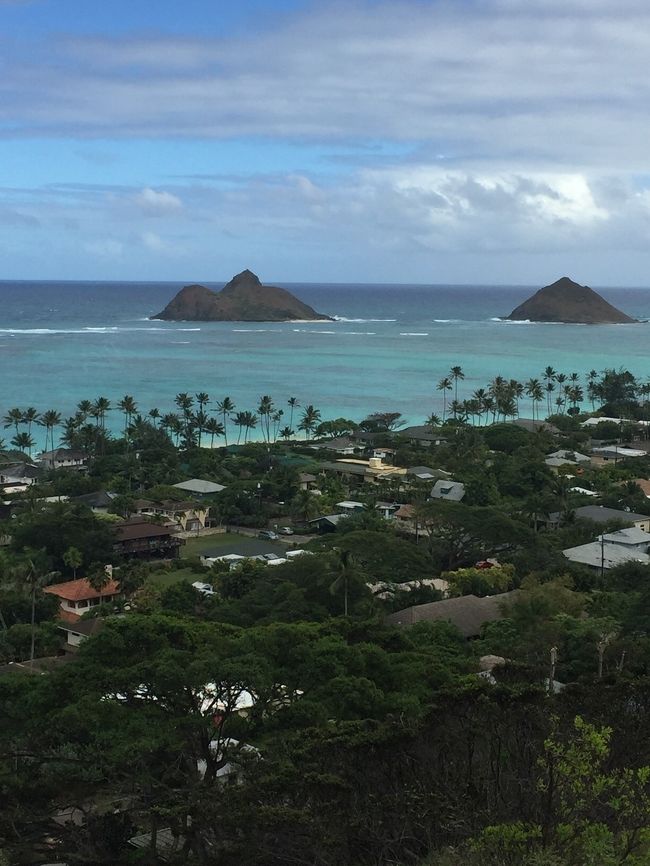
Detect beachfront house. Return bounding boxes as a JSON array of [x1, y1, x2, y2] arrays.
[[320, 458, 407, 487]]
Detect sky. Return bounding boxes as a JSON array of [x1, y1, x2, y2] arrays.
[[3, 0, 650, 284]]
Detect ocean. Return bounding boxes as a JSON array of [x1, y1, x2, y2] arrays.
[[1, 280, 650, 446]]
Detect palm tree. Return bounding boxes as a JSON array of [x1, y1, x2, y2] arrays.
[[77, 399, 93, 420], [472, 389, 487, 426], [271, 410, 284, 442], [426, 413, 441, 428], [233, 411, 247, 445], [39, 409, 61, 453], [242, 411, 257, 443], [257, 395, 274, 443], [545, 381, 556, 416], [195, 392, 210, 414], [12, 550, 58, 666], [22, 407, 40, 437], [216, 397, 235, 446], [298, 405, 321, 439], [449, 366, 465, 410], [194, 409, 209, 447], [63, 546, 82, 579], [11, 431, 35, 457], [93, 397, 111, 430], [437, 377, 452, 421], [525, 378, 544, 421], [148, 407, 160, 427], [204, 418, 225, 448], [287, 397, 300, 432], [174, 392, 194, 418], [329, 549, 360, 617], [509, 380, 524, 417], [280, 425, 294, 441], [60, 416, 80, 447], [3, 408, 23, 435], [117, 395, 138, 437], [587, 369, 599, 410]]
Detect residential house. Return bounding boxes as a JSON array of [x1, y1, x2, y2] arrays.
[[591, 445, 647, 463], [385, 591, 520, 637], [38, 448, 88, 471], [298, 472, 318, 491], [319, 458, 407, 486], [132, 499, 208, 532], [73, 489, 117, 513], [44, 577, 121, 623], [0, 462, 40, 490], [547, 505, 650, 532], [113, 518, 185, 558], [307, 513, 348, 532], [58, 616, 105, 650], [375, 501, 401, 519], [563, 541, 650, 570], [309, 436, 359, 456], [545, 449, 591, 471], [599, 527, 650, 552], [633, 479, 650, 499], [397, 426, 448, 448], [430, 479, 466, 502], [335, 500, 365, 513], [512, 418, 559, 435], [407, 465, 451, 483], [172, 478, 226, 497]]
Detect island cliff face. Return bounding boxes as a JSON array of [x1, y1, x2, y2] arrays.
[[152, 270, 332, 322], [506, 277, 637, 324]]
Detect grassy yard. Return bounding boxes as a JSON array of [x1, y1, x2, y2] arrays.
[[147, 566, 205, 589]]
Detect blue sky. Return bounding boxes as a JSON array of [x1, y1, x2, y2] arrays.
[[4, 0, 650, 284]]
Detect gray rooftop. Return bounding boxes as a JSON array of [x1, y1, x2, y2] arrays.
[[431, 479, 466, 502], [563, 541, 650, 569], [172, 478, 226, 495], [574, 505, 650, 524]]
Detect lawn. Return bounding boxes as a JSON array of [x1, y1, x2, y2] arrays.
[[147, 566, 204, 589], [182, 532, 287, 559]]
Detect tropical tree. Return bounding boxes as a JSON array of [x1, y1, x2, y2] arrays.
[[195, 392, 210, 414], [194, 409, 209, 447], [216, 397, 235, 446], [257, 395, 274, 442], [449, 365, 465, 411], [233, 411, 247, 445], [39, 409, 61, 453], [437, 376, 452, 420], [62, 546, 83, 579], [242, 411, 258, 443], [298, 405, 321, 439], [77, 399, 93, 421], [280, 425, 295, 441], [328, 549, 362, 616], [204, 418, 225, 448], [117, 395, 138, 437], [11, 431, 35, 458], [287, 396, 300, 431], [11, 549, 58, 665], [21, 407, 40, 437], [3, 407, 23, 435], [148, 407, 160, 427], [92, 397, 111, 430], [525, 378, 544, 421]]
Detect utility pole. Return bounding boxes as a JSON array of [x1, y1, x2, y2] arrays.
[[548, 646, 557, 695]]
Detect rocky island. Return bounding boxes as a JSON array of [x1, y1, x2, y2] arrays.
[[505, 277, 637, 324], [152, 269, 332, 322]]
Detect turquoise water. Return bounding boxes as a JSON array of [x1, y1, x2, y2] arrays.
[[1, 280, 649, 445]]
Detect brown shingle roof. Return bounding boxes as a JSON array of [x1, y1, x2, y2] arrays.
[[44, 578, 120, 602], [114, 520, 175, 541], [385, 591, 519, 637]]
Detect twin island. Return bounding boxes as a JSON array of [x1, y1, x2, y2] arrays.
[[152, 271, 638, 325]]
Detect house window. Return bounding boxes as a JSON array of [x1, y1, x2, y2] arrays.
[[77, 600, 88, 608]]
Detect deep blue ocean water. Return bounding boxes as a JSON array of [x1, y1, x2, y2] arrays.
[[1, 280, 650, 446]]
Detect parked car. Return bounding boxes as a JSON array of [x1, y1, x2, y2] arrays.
[[258, 530, 279, 540], [279, 526, 294, 535]]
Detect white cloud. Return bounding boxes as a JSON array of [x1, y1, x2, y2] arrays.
[[134, 188, 182, 215], [1, 0, 650, 174]]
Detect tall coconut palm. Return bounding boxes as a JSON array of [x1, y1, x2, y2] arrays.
[[587, 369, 599, 410], [472, 389, 487, 426], [437, 377, 452, 421], [93, 397, 111, 430], [12, 431, 35, 458], [216, 397, 235, 446], [449, 366, 465, 410], [39, 409, 61, 453], [287, 397, 300, 432], [329, 549, 360, 617], [3, 408, 23, 435], [280, 425, 294, 441], [22, 407, 40, 437], [233, 411, 247, 444], [117, 395, 138, 437], [174, 392, 194, 419], [242, 411, 257, 443], [148, 407, 160, 427], [272, 409, 284, 442], [195, 392, 210, 414], [298, 405, 321, 439], [545, 381, 556, 416], [204, 417, 225, 448], [525, 378, 544, 421], [194, 409, 209, 447], [11, 550, 58, 666], [257, 395, 274, 443], [509, 380, 524, 417]]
